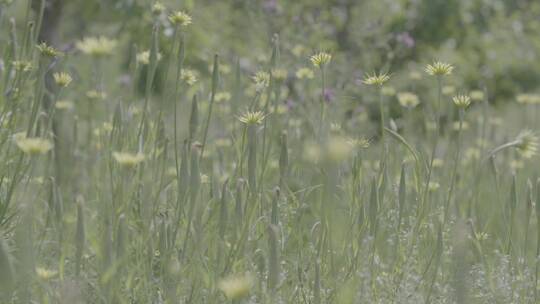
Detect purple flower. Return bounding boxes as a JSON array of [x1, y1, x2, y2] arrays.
[[396, 32, 415, 48], [324, 88, 335, 103]]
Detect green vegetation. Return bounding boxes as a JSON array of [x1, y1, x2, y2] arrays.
[[1, 0, 540, 303]]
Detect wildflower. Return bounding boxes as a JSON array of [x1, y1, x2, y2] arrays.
[[515, 130, 538, 158], [452, 95, 471, 108], [292, 44, 307, 57], [37, 43, 62, 58], [136, 50, 162, 65], [238, 110, 265, 125], [180, 69, 198, 86], [168, 11, 192, 26], [252, 71, 270, 91], [215, 92, 231, 103], [326, 137, 352, 162], [347, 137, 370, 149], [12, 60, 32, 72], [272, 68, 288, 81], [86, 90, 107, 100], [363, 72, 390, 86], [14, 134, 53, 155], [151, 2, 165, 15], [55, 100, 74, 110], [112, 151, 145, 167], [53, 72, 72, 88], [425, 61, 454, 76], [36, 267, 58, 280], [76, 36, 117, 57], [397, 92, 420, 108], [470, 90, 484, 101], [218, 274, 252, 300], [310, 52, 331, 68], [296, 67, 314, 79]]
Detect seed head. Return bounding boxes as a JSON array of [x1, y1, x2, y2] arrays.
[[363, 72, 390, 86], [310, 52, 332, 68], [76, 36, 117, 57], [238, 110, 265, 125], [53, 72, 72, 88], [425, 61, 454, 76], [168, 11, 192, 26], [452, 94, 471, 108]]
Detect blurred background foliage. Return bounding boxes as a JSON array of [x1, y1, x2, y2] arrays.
[[3, 0, 540, 104]]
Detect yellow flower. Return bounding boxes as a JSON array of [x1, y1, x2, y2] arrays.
[[238, 110, 265, 125], [272, 68, 288, 81], [180, 69, 198, 86], [253, 71, 270, 92], [425, 61, 454, 76], [55, 100, 74, 110], [12, 60, 32, 72], [86, 90, 107, 100], [296, 67, 314, 79], [363, 72, 390, 86], [37, 42, 62, 57], [53, 72, 72, 87], [136, 50, 162, 65], [310, 52, 332, 68], [15, 135, 53, 155], [168, 11, 192, 26], [113, 152, 145, 167], [215, 92, 232, 103], [76, 36, 117, 57], [36, 267, 58, 280], [218, 274, 252, 300], [470, 90, 484, 102], [515, 130, 538, 158], [452, 95, 471, 108], [397, 92, 420, 108]]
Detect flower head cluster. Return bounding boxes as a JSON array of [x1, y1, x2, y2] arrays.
[[425, 61, 454, 76], [76, 36, 117, 57], [168, 11, 192, 26], [363, 72, 390, 86], [53, 72, 72, 88], [452, 94, 471, 108], [238, 110, 265, 125], [310, 52, 331, 68]]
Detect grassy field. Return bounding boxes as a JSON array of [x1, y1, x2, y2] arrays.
[[2, 0, 540, 303]]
